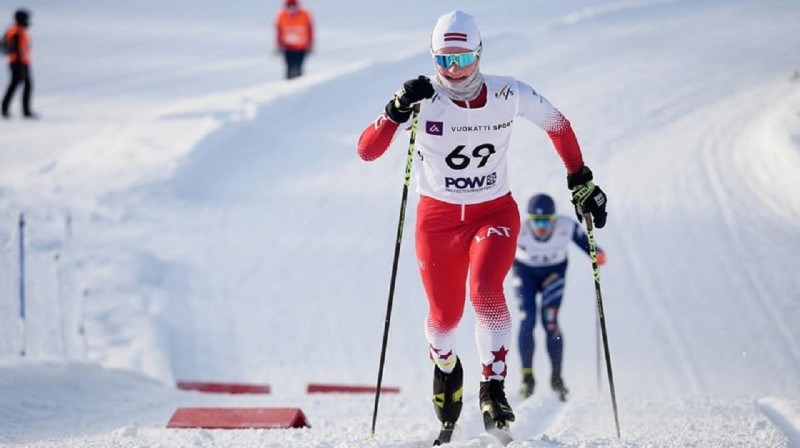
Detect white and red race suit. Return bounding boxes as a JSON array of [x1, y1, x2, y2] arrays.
[[358, 74, 585, 380]]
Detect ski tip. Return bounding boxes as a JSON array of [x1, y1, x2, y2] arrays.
[[485, 421, 514, 446], [433, 423, 455, 445], [488, 429, 514, 446]]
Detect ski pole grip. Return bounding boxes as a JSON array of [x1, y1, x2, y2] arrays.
[[583, 212, 594, 231]]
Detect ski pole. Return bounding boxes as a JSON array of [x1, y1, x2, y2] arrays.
[[596, 299, 602, 391], [583, 212, 620, 438], [369, 106, 421, 438]]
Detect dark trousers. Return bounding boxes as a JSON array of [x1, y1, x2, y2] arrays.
[[513, 260, 568, 374], [283, 50, 307, 80], [2, 63, 32, 116]]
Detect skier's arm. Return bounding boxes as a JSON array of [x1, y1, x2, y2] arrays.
[[358, 76, 433, 161], [571, 222, 605, 265], [357, 112, 401, 161], [516, 81, 584, 174], [517, 80, 608, 228], [572, 221, 591, 254]]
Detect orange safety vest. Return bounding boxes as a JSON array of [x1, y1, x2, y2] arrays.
[[275, 9, 313, 51], [4, 25, 31, 65]]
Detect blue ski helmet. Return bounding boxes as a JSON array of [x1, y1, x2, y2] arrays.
[[527, 193, 555, 216]]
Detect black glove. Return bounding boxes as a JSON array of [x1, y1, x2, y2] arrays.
[[385, 75, 434, 123], [567, 166, 607, 228]]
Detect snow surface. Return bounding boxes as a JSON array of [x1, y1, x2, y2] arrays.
[[1, 0, 799, 446]]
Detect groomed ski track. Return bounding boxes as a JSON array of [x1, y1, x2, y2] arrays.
[[0, 1, 799, 447]]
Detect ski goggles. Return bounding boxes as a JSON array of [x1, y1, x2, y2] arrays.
[[432, 51, 478, 68], [529, 214, 556, 228]]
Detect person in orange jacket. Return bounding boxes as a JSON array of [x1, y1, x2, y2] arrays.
[[2, 9, 36, 119], [275, 0, 313, 80]]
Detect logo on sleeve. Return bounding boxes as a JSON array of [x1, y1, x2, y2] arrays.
[[426, 121, 443, 136]]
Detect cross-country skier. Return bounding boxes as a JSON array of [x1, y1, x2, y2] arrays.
[[514, 193, 606, 402], [356, 10, 608, 444]]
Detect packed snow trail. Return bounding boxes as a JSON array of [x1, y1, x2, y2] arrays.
[[0, 1, 799, 447]]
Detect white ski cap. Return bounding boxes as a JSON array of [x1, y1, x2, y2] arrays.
[[430, 10, 482, 52]]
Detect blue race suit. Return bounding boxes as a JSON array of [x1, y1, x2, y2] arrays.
[[512, 215, 595, 374]]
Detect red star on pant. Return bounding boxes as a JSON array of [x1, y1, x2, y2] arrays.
[[481, 362, 494, 378], [481, 346, 510, 379], [491, 346, 509, 363], [481, 362, 507, 379], [429, 345, 453, 360]]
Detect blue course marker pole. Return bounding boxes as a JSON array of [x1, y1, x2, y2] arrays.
[[18, 213, 26, 357]]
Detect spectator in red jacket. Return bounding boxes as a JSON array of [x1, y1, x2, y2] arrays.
[[2, 8, 36, 119], [275, 0, 314, 80]]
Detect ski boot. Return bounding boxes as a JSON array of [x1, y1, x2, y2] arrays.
[[551, 372, 569, 402], [520, 368, 535, 398], [432, 358, 463, 445], [479, 379, 514, 445]]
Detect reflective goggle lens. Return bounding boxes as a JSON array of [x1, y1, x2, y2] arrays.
[[529, 214, 555, 228], [433, 52, 477, 68]]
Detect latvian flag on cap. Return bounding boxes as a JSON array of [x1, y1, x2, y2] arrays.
[[444, 32, 468, 43]]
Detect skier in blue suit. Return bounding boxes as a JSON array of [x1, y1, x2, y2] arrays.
[[512, 193, 605, 401]]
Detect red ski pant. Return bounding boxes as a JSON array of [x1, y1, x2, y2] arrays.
[[415, 193, 520, 380]]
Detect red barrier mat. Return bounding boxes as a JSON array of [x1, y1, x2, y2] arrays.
[[176, 381, 271, 394], [167, 407, 310, 429], [307, 383, 400, 394]]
